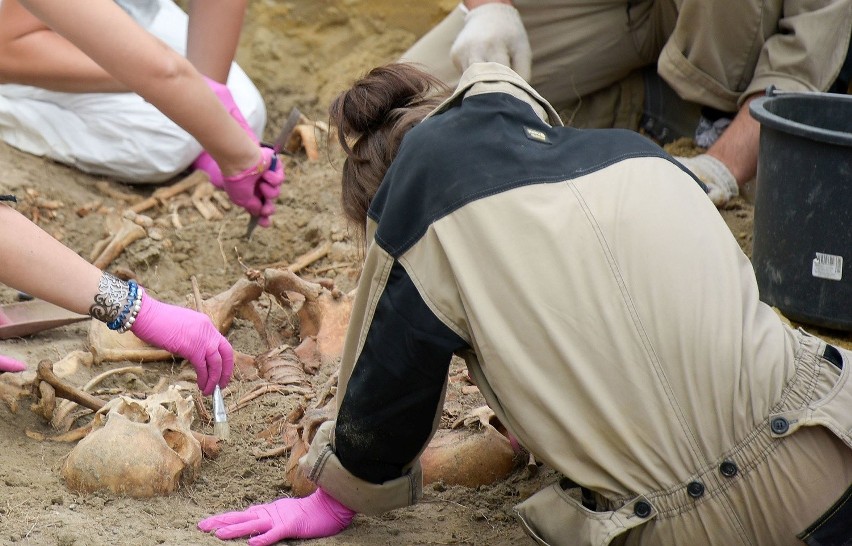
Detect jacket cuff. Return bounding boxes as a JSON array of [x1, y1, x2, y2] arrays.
[[299, 420, 423, 515]]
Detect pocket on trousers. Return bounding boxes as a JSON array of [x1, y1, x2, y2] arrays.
[[514, 480, 655, 546], [798, 482, 852, 546]]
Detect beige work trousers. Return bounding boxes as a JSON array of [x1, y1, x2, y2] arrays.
[[401, 0, 851, 129], [401, 0, 674, 129]]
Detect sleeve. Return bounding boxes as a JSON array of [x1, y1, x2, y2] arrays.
[[300, 260, 468, 514], [659, 0, 852, 112], [743, 0, 852, 102]]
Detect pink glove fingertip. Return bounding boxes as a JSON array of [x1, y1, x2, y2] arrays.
[[202, 348, 223, 395], [259, 203, 276, 217], [248, 531, 286, 546], [258, 183, 281, 202], [219, 339, 234, 389], [0, 356, 28, 373]]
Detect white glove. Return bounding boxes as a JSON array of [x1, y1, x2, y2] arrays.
[[451, 3, 532, 81], [674, 154, 739, 208]]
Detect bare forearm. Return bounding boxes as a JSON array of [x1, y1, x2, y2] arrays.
[[0, 0, 125, 91], [186, 0, 248, 83], [18, 0, 257, 175], [706, 94, 762, 185], [0, 205, 100, 315], [0, 30, 126, 91]]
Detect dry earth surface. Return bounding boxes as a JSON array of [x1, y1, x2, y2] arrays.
[[1, 2, 850, 545]]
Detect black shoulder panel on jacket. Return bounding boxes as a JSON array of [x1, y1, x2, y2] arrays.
[[368, 92, 692, 257]]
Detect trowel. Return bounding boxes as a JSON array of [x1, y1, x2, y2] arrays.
[[0, 299, 89, 340]]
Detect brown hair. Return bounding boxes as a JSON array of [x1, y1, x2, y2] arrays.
[[329, 63, 449, 236]]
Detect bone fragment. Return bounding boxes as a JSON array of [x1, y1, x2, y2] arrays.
[[89, 236, 112, 263], [130, 170, 208, 214], [229, 382, 312, 413], [37, 360, 107, 412], [254, 344, 309, 385], [88, 320, 173, 364], [95, 181, 142, 204], [123, 210, 154, 228], [263, 269, 323, 335], [92, 216, 147, 269], [259, 241, 332, 272], [190, 183, 223, 220], [199, 277, 264, 334], [237, 303, 281, 349], [51, 400, 86, 431], [0, 380, 28, 413], [284, 125, 321, 161], [83, 365, 145, 392], [233, 350, 259, 381], [32, 381, 56, 420], [253, 444, 290, 459], [26, 424, 92, 443], [420, 425, 520, 488], [54, 350, 94, 378]]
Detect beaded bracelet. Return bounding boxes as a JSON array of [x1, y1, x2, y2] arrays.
[[106, 280, 141, 332], [117, 285, 144, 334]]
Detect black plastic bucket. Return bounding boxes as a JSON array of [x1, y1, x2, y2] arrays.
[[749, 88, 852, 330]]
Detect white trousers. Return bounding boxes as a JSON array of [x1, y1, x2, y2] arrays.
[[0, 0, 265, 183]]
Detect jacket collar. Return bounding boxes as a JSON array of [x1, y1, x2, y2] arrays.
[[425, 62, 563, 126]]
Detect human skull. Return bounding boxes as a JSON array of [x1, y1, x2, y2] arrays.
[[61, 387, 201, 497]]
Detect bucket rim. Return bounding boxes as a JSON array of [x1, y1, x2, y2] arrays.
[[750, 92, 852, 147]]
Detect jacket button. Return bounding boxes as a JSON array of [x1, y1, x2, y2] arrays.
[[634, 501, 652, 518], [686, 481, 705, 498], [719, 460, 738, 478], [771, 416, 790, 435]]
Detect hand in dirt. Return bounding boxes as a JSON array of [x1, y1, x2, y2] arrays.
[[192, 77, 260, 188], [451, 3, 531, 80], [674, 154, 739, 208], [130, 291, 234, 395], [0, 355, 27, 373], [222, 146, 285, 228], [197, 487, 354, 545]]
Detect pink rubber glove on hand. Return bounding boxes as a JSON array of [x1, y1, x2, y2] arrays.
[[0, 356, 27, 373], [193, 77, 259, 188], [222, 146, 285, 228], [130, 291, 234, 395], [197, 487, 354, 546]]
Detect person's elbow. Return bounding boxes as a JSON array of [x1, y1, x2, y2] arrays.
[[134, 44, 196, 96]]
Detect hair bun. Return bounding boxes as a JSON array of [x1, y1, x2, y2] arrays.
[[331, 63, 444, 137]]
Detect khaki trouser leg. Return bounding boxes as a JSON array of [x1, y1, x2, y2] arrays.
[[659, 0, 781, 110], [399, 6, 466, 85], [401, 1, 677, 129]]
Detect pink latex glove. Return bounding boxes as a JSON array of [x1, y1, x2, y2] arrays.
[[193, 77, 259, 188], [222, 146, 284, 228], [0, 356, 27, 373], [197, 488, 354, 546], [130, 291, 234, 395]]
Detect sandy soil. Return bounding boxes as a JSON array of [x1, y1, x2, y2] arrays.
[[1, 2, 850, 546]]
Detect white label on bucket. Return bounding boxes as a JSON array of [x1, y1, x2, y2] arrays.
[[812, 252, 843, 281]]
